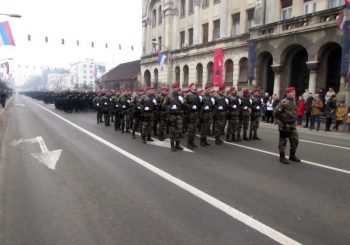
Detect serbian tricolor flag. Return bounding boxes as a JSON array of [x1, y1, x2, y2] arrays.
[[157, 52, 166, 72], [0, 21, 15, 46], [213, 48, 224, 86]]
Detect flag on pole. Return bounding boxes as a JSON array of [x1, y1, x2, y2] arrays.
[[1, 62, 9, 75], [157, 52, 166, 72], [0, 21, 15, 46]]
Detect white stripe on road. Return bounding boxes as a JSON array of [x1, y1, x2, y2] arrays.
[[299, 139, 350, 150], [207, 137, 350, 175], [36, 103, 301, 245]]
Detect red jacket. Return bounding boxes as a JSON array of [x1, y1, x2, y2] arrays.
[[297, 99, 305, 116]]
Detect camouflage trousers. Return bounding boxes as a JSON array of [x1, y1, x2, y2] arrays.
[[141, 112, 154, 138], [250, 111, 261, 133], [158, 112, 167, 136], [227, 114, 239, 134], [239, 112, 250, 131], [96, 109, 103, 123], [187, 112, 199, 138], [121, 110, 132, 131], [103, 110, 110, 125], [200, 112, 213, 138], [278, 122, 299, 154], [168, 114, 183, 140], [214, 112, 226, 137]]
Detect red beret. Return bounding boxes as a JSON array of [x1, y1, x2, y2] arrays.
[[287, 86, 296, 93], [136, 87, 144, 93], [197, 89, 204, 94], [188, 83, 196, 89], [205, 84, 212, 90], [230, 86, 237, 92], [218, 85, 225, 91], [253, 87, 260, 93], [243, 88, 249, 95], [146, 86, 154, 91], [172, 83, 179, 89], [161, 86, 169, 92]]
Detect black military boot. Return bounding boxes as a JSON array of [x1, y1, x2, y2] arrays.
[[204, 137, 211, 146], [200, 138, 206, 147], [170, 139, 176, 152], [236, 132, 241, 142], [175, 140, 184, 150], [249, 131, 254, 140], [147, 135, 154, 142], [187, 138, 194, 149], [215, 136, 223, 145], [142, 135, 146, 144], [289, 151, 301, 162], [279, 153, 289, 164], [132, 132, 136, 139], [231, 133, 236, 142], [225, 134, 231, 142], [191, 138, 197, 148], [253, 132, 261, 140], [158, 132, 165, 141], [243, 131, 250, 141]]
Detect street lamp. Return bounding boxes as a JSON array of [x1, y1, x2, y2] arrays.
[[0, 13, 22, 18]]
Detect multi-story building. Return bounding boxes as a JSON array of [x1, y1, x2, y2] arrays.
[[70, 59, 106, 90], [141, 0, 346, 97], [46, 72, 72, 91]]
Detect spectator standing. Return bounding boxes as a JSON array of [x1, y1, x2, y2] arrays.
[[333, 101, 346, 131], [310, 94, 323, 131], [265, 96, 274, 123], [347, 105, 350, 132], [296, 96, 305, 126], [303, 93, 313, 128], [325, 95, 336, 131], [262, 92, 269, 122], [325, 87, 336, 103]]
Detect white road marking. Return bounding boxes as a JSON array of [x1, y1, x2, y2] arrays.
[[36, 103, 301, 245], [15, 103, 26, 107], [11, 136, 62, 170], [207, 137, 350, 175], [299, 139, 350, 150]]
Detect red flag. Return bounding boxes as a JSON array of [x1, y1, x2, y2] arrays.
[[213, 48, 224, 86]]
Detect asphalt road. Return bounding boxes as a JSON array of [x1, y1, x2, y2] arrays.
[[0, 95, 349, 245]]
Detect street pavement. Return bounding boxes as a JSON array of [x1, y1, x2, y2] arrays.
[[0, 95, 349, 245]]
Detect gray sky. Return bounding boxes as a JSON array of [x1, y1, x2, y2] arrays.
[[0, 0, 142, 84]]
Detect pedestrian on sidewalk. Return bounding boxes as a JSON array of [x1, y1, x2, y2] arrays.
[[310, 94, 323, 131], [303, 93, 313, 128], [265, 96, 274, 123], [347, 105, 350, 132], [325, 95, 336, 131], [296, 96, 305, 126], [333, 101, 346, 131]]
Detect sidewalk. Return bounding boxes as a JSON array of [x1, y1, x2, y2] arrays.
[[0, 96, 14, 117]]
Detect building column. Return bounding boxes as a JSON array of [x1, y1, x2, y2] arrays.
[[193, 0, 201, 45], [271, 64, 283, 97], [220, 0, 228, 38], [142, 20, 147, 56], [146, 18, 152, 54], [306, 61, 319, 94]]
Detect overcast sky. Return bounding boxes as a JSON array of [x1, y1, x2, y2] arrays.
[[0, 0, 142, 84]]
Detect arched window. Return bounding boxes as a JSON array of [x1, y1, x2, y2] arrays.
[[144, 70, 151, 87], [196, 63, 203, 88], [207, 62, 213, 84], [158, 6, 162, 24], [224, 59, 234, 85], [238, 58, 248, 83], [183, 65, 189, 88], [152, 9, 157, 27], [175, 66, 180, 83], [154, 68, 159, 89]]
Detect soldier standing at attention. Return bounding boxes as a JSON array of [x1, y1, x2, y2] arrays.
[[238, 88, 251, 141], [184, 83, 201, 149], [101, 91, 111, 126], [249, 87, 263, 140], [157, 86, 169, 141], [226, 86, 241, 142], [93, 92, 103, 123], [199, 84, 214, 146], [113, 90, 122, 131], [163, 83, 184, 151], [119, 89, 132, 133], [140, 87, 156, 143], [273, 86, 301, 164], [132, 88, 144, 139], [213, 85, 229, 145]]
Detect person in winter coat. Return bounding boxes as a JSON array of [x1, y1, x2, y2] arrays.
[[310, 94, 323, 131], [296, 96, 305, 126], [303, 93, 313, 128], [333, 101, 346, 131], [325, 95, 336, 131]]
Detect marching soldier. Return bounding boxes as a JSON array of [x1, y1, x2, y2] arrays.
[[157, 86, 169, 141], [199, 84, 215, 146], [238, 88, 251, 141], [226, 86, 241, 142], [140, 87, 157, 143], [273, 86, 301, 164], [213, 85, 229, 145], [119, 89, 133, 133], [184, 83, 201, 149], [163, 83, 184, 151], [132, 87, 144, 139], [113, 90, 122, 131], [93, 92, 103, 123], [101, 91, 111, 126], [249, 87, 263, 140]]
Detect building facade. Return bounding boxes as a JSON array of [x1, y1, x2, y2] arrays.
[[46, 73, 72, 91], [70, 59, 106, 90], [141, 0, 345, 97]]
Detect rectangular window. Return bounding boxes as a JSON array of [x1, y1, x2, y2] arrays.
[[281, 6, 292, 20], [246, 9, 255, 32], [202, 0, 209, 7], [180, 31, 185, 48], [189, 0, 194, 14], [152, 38, 157, 53], [213, 19, 220, 40], [232, 13, 240, 36], [202, 23, 209, 43], [304, 0, 316, 14], [328, 0, 343, 8], [158, 36, 162, 50], [181, 0, 186, 16], [189, 28, 193, 46]]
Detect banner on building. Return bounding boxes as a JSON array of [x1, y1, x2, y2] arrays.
[[248, 40, 256, 80], [213, 48, 223, 86], [341, 21, 350, 76]]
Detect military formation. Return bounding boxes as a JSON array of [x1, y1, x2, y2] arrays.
[[25, 84, 300, 163]]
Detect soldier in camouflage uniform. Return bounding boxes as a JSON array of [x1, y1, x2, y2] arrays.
[[249, 87, 263, 140], [273, 86, 301, 164], [93, 92, 103, 123], [238, 88, 251, 141], [199, 84, 214, 146], [132, 88, 144, 139], [140, 87, 157, 143], [213, 85, 229, 145], [157, 86, 169, 141], [184, 83, 201, 149], [113, 90, 122, 131], [226, 87, 241, 142], [163, 83, 184, 151], [119, 89, 133, 133], [101, 92, 111, 126]]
